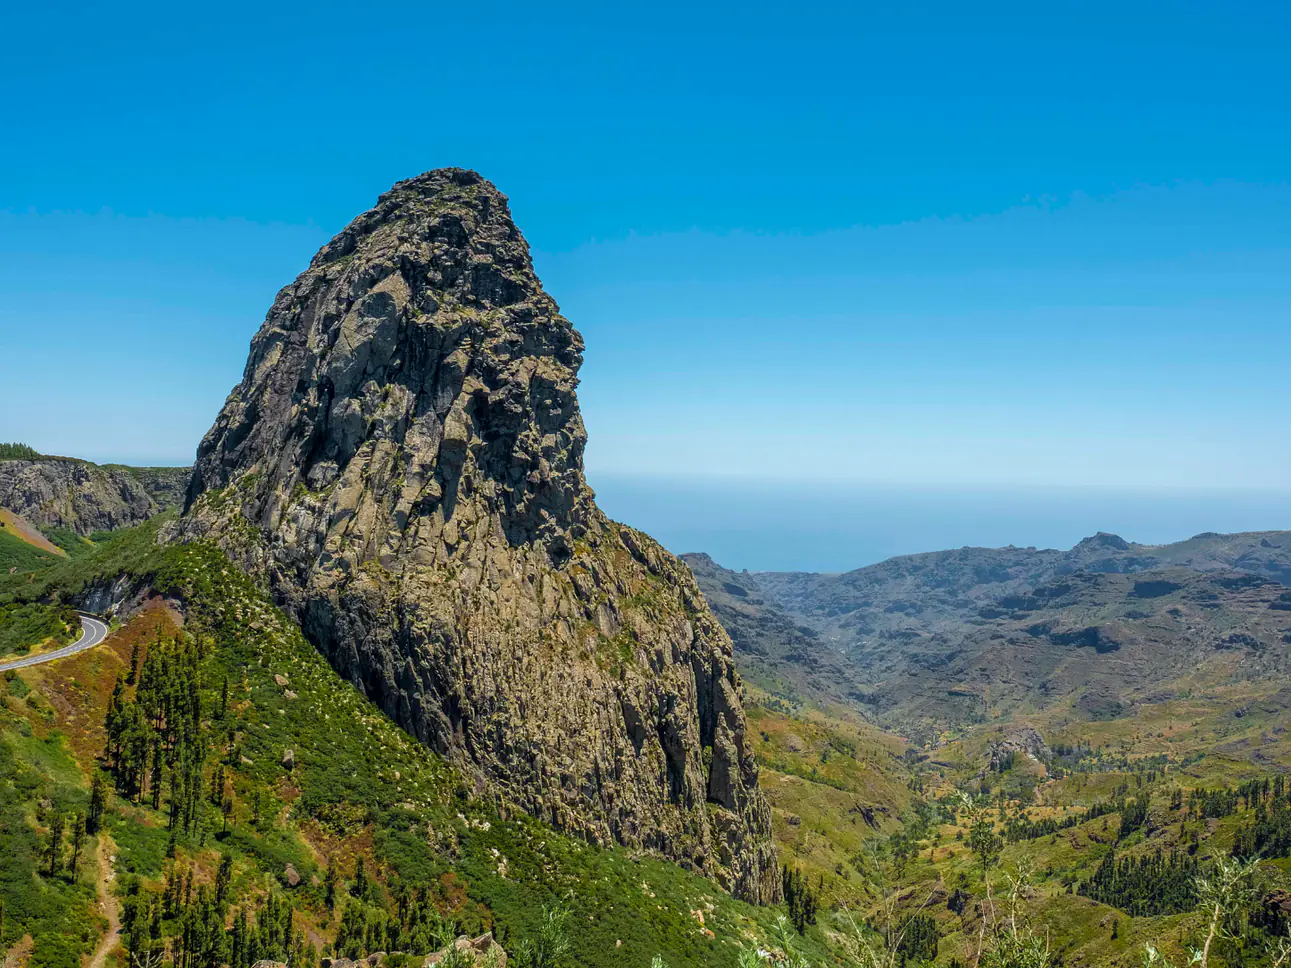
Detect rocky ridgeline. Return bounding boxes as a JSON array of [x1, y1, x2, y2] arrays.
[[178, 168, 779, 902], [0, 457, 189, 534]]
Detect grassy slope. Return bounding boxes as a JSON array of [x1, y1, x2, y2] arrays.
[[0, 524, 828, 968], [790, 674, 1291, 968], [0, 528, 62, 576], [37, 527, 96, 559], [746, 692, 915, 905], [0, 706, 103, 968], [0, 511, 67, 558]]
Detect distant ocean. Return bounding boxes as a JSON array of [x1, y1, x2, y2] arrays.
[[589, 475, 1291, 574]]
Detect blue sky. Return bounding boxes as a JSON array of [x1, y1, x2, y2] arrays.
[[2, 1, 1289, 510]]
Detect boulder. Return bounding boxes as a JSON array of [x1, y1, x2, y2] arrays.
[[424, 934, 506, 966]]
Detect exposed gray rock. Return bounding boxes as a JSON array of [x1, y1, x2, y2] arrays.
[[178, 168, 778, 902], [0, 458, 190, 535], [0, 459, 153, 534], [987, 727, 1052, 771], [424, 935, 505, 966]]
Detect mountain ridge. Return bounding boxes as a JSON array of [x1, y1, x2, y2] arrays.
[[752, 528, 1291, 641], [686, 529, 1291, 729]]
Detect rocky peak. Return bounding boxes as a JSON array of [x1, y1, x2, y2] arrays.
[[179, 169, 779, 903], [1075, 532, 1132, 552], [189, 167, 588, 564]]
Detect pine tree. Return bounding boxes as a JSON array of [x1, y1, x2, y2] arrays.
[[325, 855, 338, 911], [216, 854, 233, 908], [211, 764, 226, 806], [353, 857, 368, 901], [45, 812, 64, 876], [127, 639, 141, 685], [69, 812, 87, 876], [963, 794, 1002, 877], [781, 864, 819, 934], [150, 737, 163, 810], [88, 773, 108, 833]]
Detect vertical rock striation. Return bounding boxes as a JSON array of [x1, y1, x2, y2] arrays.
[[179, 168, 779, 902]]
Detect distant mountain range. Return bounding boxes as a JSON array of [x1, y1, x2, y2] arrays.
[[684, 529, 1291, 728]]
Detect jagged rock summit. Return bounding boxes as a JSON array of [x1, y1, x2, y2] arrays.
[[179, 168, 779, 902]]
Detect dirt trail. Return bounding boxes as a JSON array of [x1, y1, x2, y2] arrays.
[[86, 836, 120, 968]]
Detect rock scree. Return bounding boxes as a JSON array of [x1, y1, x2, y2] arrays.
[[177, 167, 780, 902]]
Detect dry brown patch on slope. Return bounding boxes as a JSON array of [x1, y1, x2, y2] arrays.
[[17, 603, 183, 768], [0, 509, 65, 556], [3, 934, 35, 968]]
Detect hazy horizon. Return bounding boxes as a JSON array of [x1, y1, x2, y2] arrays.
[[591, 474, 1291, 573], [3, 440, 1286, 573]]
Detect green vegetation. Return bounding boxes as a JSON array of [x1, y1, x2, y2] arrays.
[[0, 442, 42, 460], [0, 526, 831, 968], [8, 513, 176, 603], [0, 526, 61, 574], [1078, 850, 1199, 915], [0, 716, 101, 968], [0, 602, 78, 657], [39, 526, 96, 558], [7, 514, 1291, 968]]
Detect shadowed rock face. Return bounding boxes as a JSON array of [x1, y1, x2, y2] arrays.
[[179, 168, 778, 902]]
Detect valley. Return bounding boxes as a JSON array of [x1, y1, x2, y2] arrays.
[[682, 529, 1291, 966]]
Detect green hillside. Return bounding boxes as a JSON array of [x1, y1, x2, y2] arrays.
[[7, 523, 1291, 968], [0, 526, 61, 575], [0, 524, 827, 968]]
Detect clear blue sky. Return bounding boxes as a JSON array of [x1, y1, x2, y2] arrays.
[[3, 0, 1289, 501]]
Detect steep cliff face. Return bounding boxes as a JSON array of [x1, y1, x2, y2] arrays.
[[0, 459, 185, 534], [179, 168, 779, 902], [113, 465, 193, 512]]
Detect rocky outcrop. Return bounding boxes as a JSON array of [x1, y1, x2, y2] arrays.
[[0, 458, 179, 534], [424, 934, 506, 966], [987, 727, 1052, 772], [178, 168, 778, 902]]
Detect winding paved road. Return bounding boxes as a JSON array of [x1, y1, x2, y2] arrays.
[[0, 614, 109, 672]]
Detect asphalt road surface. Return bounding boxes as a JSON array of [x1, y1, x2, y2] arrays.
[[0, 614, 109, 672]]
